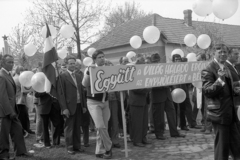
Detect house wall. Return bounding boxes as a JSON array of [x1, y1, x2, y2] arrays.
[[102, 39, 166, 65]]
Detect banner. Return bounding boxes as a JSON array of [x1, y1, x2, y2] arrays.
[[90, 61, 209, 94]]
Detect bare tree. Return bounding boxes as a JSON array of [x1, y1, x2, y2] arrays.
[[24, 0, 109, 59], [8, 23, 31, 68], [100, 1, 150, 38], [8, 23, 44, 69]]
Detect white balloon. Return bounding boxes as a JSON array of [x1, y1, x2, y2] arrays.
[[184, 34, 197, 47], [186, 53, 197, 61], [87, 48, 96, 57], [58, 48, 68, 59], [212, 0, 238, 20], [24, 43, 37, 56], [31, 72, 46, 93], [171, 49, 184, 58], [83, 57, 93, 66], [19, 71, 35, 87], [143, 26, 160, 44], [41, 25, 57, 39], [60, 25, 75, 39], [130, 36, 142, 49], [197, 34, 211, 49], [192, 0, 213, 17], [126, 51, 136, 62], [171, 88, 186, 103]]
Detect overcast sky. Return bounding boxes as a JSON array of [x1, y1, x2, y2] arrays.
[[0, 0, 239, 49]]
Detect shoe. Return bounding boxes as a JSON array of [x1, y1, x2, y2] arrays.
[[190, 125, 202, 129], [181, 126, 189, 131], [142, 141, 151, 144], [27, 130, 35, 134], [73, 148, 85, 153], [171, 134, 186, 138], [36, 140, 44, 144], [17, 152, 33, 158], [204, 130, 212, 134], [84, 144, 90, 147], [44, 145, 51, 149], [33, 143, 45, 148], [113, 143, 121, 148], [67, 150, 75, 155], [103, 149, 112, 159], [147, 130, 155, 134], [96, 154, 104, 158], [156, 136, 167, 140], [133, 143, 145, 147]]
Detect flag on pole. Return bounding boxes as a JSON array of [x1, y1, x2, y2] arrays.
[[42, 23, 58, 93]]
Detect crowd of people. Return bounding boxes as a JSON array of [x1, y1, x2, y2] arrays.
[[0, 44, 240, 160]]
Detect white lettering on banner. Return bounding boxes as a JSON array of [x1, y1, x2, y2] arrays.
[[143, 64, 164, 76], [145, 74, 188, 87], [165, 63, 189, 74], [94, 66, 136, 92], [192, 72, 201, 81], [90, 61, 210, 94], [191, 63, 209, 72]]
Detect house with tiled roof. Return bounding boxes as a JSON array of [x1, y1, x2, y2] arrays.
[[86, 10, 240, 64]]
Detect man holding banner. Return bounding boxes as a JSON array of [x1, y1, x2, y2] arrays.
[[150, 53, 185, 139], [82, 50, 112, 159], [202, 44, 240, 160]]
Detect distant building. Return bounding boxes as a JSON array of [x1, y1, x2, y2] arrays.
[[85, 10, 240, 64], [2, 35, 11, 55]]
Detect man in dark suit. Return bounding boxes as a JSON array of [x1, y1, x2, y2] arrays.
[[57, 56, 87, 155], [226, 48, 240, 133], [74, 59, 90, 147], [202, 45, 240, 160], [172, 54, 201, 131], [35, 91, 61, 148], [150, 53, 185, 140], [0, 54, 32, 160], [128, 57, 151, 147]]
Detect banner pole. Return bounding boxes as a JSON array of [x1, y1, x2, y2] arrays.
[[120, 91, 128, 158]]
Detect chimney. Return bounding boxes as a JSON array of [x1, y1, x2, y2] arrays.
[[152, 14, 157, 26], [183, 10, 192, 26]]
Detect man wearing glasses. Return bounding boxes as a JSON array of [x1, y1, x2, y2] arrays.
[[202, 44, 240, 160]]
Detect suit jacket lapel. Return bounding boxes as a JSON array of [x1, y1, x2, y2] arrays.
[[1, 70, 16, 92], [65, 72, 77, 88]]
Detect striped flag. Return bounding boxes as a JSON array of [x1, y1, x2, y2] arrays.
[[42, 23, 58, 93]]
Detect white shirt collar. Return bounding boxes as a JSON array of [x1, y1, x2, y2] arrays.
[[67, 69, 73, 75], [226, 60, 234, 66], [2, 67, 10, 75], [214, 58, 225, 70]]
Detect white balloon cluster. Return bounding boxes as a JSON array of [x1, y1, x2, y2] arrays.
[[18, 71, 47, 93], [127, 26, 160, 63], [192, 0, 238, 20]]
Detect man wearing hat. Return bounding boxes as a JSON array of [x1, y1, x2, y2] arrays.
[[150, 53, 185, 140]]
